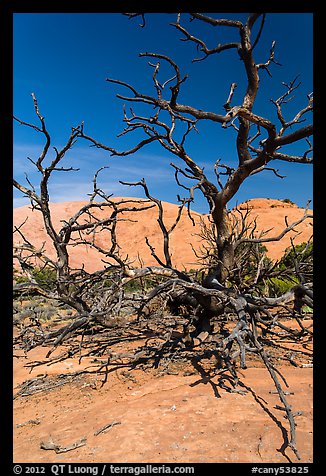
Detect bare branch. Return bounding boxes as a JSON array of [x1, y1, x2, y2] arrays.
[[123, 13, 146, 28], [257, 40, 282, 75], [235, 202, 312, 248], [170, 16, 239, 62], [119, 178, 193, 269]]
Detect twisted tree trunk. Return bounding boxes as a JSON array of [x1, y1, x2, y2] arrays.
[[211, 203, 235, 284]]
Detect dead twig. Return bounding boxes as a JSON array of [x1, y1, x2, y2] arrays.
[[94, 420, 121, 436]]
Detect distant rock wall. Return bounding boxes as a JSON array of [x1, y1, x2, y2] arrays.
[[13, 198, 313, 272]]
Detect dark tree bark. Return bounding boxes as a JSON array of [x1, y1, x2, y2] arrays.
[[80, 13, 312, 285], [13, 13, 313, 461]]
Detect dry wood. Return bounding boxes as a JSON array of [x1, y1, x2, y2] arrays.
[[94, 420, 121, 436], [16, 419, 41, 428], [13, 13, 313, 461], [40, 436, 87, 453]]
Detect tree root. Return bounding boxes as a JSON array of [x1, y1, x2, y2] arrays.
[[14, 276, 312, 460]]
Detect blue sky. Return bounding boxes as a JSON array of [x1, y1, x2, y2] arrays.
[[13, 13, 313, 213]]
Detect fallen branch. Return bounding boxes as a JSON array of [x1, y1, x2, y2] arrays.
[[40, 436, 87, 453]]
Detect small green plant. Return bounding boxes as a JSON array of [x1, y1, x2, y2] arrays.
[[302, 305, 313, 314], [15, 266, 57, 291], [282, 198, 296, 205]]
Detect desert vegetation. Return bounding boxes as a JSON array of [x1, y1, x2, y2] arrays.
[[13, 13, 313, 461]]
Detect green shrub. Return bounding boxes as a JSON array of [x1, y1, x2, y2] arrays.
[[282, 198, 296, 205], [279, 241, 313, 270], [17, 309, 34, 319], [33, 267, 57, 290], [266, 276, 299, 297], [15, 266, 57, 291], [302, 305, 313, 314], [123, 275, 165, 293]]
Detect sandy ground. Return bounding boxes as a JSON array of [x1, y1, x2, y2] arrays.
[[13, 197, 313, 464], [13, 339, 313, 464]]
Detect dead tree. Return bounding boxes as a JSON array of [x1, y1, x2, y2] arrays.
[[78, 13, 312, 459], [13, 95, 193, 326], [13, 95, 165, 321], [13, 14, 313, 460], [80, 13, 313, 286]]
